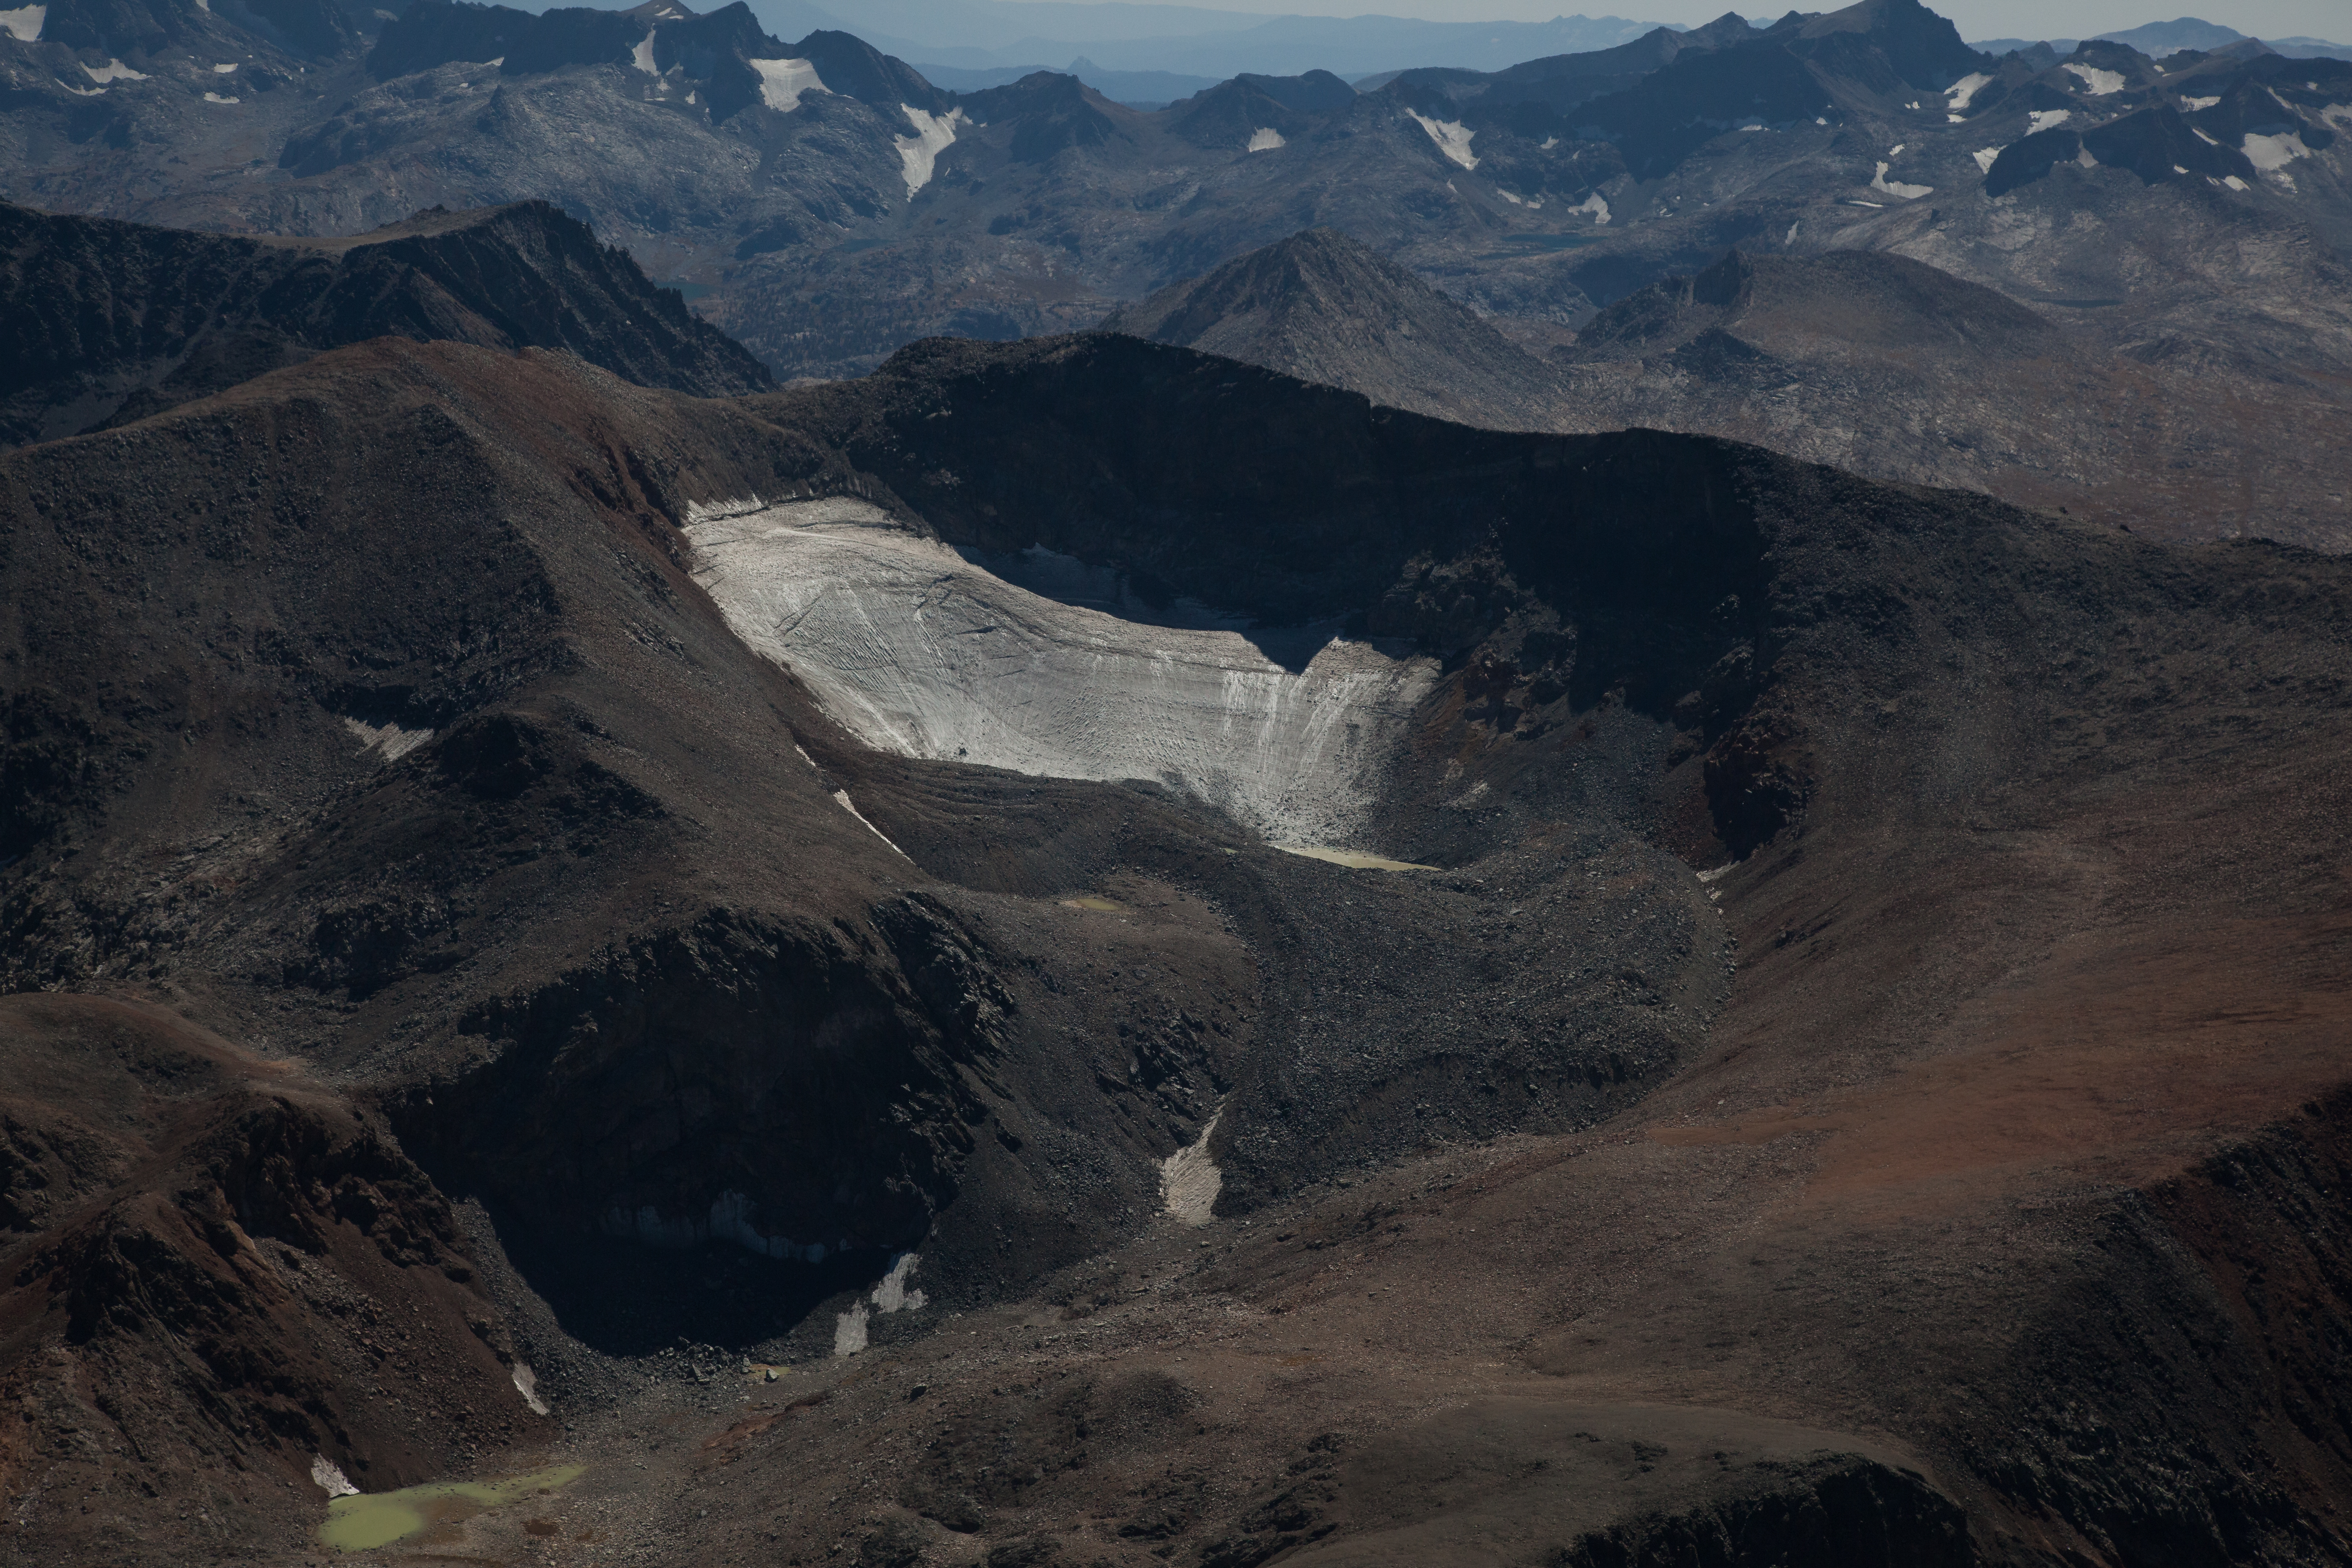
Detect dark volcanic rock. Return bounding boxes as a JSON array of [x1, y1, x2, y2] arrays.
[[0, 198, 771, 445]]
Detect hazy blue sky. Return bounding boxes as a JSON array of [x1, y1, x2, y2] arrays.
[[1058, 0, 2348, 41]]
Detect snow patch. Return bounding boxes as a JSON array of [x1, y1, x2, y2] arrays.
[[2223, 174, 2249, 191], [2180, 94, 2219, 110], [1161, 1113, 1222, 1226], [1887, 142, 1904, 155], [343, 717, 433, 761], [0, 5, 43, 41], [686, 500, 1439, 849], [212, 61, 236, 72], [1540, 134, 1558, 149], [1871, 161, 1932, 199], [1973, 145, 2003, 172], [1497, 187, 1523, 204], [1246, 125, 1284, 151], [895, 104, 965, 195], [82, 58, 146, 81], [630, 30, 655, 75], [831, 789, 910, 859], [1574, 191, 1610, 224], [2065, 62, 2124, 95], [311, 1456, 358, 1498], [1406, 108, 1478, 168], [2028, 109, 2071, 132], [202, 91, 237, 103], [748, 57, 826, 112], [510, 1362, 549, 1416], [1784, 220, 1799, 244], [2244, 131, 2311, 170], [2076, 144, 2098, 167], [870, 1253, 926, 1314], [835, 1254, 926, 1356], [1944, 72, 1991, 110]]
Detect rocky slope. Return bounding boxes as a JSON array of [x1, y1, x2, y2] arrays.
[[1098, 227, 1564, 431], [2, 324, 2350, 1564], [0, 197, 771, 445]]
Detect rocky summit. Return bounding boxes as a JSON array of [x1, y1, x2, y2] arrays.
[[3, 2, 2352, 1567]]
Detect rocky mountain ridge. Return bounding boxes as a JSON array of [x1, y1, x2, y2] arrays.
[[0, 196, 771, 445]]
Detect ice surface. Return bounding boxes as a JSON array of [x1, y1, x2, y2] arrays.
[[0, 5, 41, 40], [748, 57, 826, 113], [1406, 109, 1478, 169], [2029, 109, 2071, 132], [1944, 72, 1992, 110], [895, 105, 965, 195], [1247, 126, 1285, 151], [2064, 62, 2125, 95], [686, 499, 1440, 849]]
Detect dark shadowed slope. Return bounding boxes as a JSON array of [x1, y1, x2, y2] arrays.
[[1098, 226, 1565, 431], [0, 198, 772, 446]]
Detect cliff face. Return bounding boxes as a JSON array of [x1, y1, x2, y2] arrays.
[[0, 198, 771, 446]]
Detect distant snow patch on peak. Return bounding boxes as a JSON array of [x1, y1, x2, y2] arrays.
[[2064, 62, 2124, 95], [212, 61, 236, 72], [83, 58, 147, 80], [631, 30, 656, 75], [1887, 142, 1904, 155], [1973, 145, 2003, 172], [2029, 109, 2071, 132], [1944, 72, 1991, 110], [1574, 191, 1610, 223], [1246, 125, 1284, 151], [2180, 94, 2219, 110], [895, 105, 965, 194], [1872, 161, 1932, 199], [2223, 174, 2249, 191], [0, 6, 44, 41], [202, 91, 238, 103], [1540, 134, 1558, 149], [310, 1456, 358, 1498], [1497, 187, 1523, 204], [748, 57, 826, 112], [1406, 108, 1477, 168], [2244, 131, 2311, 170], [2190, 126, 2218, 144]]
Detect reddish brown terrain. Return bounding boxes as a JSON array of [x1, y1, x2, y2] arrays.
[[1, 324, 2349, 1568]]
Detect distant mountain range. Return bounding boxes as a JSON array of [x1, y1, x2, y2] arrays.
[[4, 0, 2350, 548], [1970, 15, 2352, 61]]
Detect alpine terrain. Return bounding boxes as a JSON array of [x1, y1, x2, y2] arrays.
[[1, 0, 2351, 1566]]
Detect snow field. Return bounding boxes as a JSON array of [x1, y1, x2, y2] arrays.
[[686, 500, 1440, 849]]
